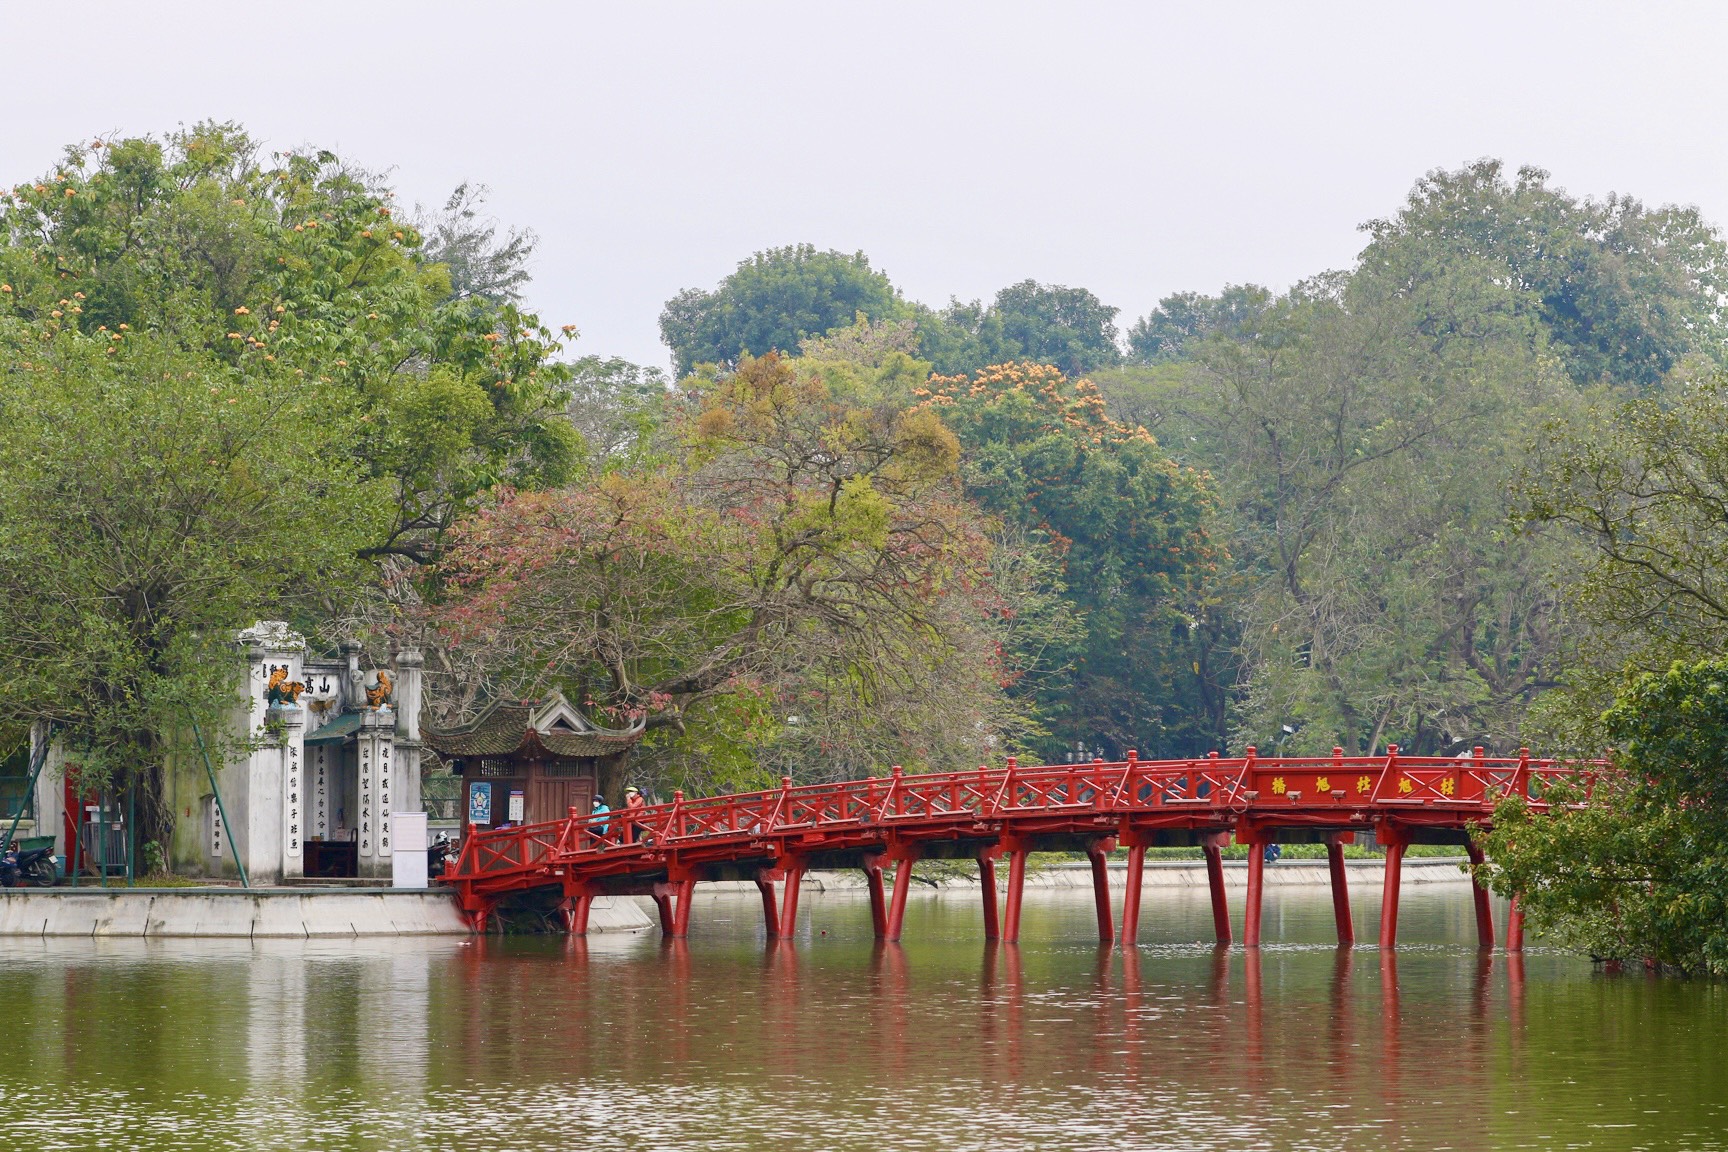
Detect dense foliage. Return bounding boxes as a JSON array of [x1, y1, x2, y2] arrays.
[[0, 124, 579, 856], [1480, 659, 1728, 975]]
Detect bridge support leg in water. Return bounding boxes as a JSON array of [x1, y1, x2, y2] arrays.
[[862, 855, 888, 938], [1378, 827, 1408, 949], [884, 848, 920, 942], [653, 878, 697, 939], [1465, 841, 1494, 948], [1002, 841, 1030, 943], [1327, 834, 1354, 947], [1087, 839, 1115, 944], [1242, 829, 1270, 948], [755, 869, 782, 937], [1507, 893, 1525, 952], [1119, 841, 1145, 947], [570, 893, 592, 936], [977, 850, 1001, 941], [780, 860, 807, 938], [1203, 834, 1231, 946]]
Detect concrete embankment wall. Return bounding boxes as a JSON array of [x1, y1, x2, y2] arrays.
[[0, 888, 651, 937]]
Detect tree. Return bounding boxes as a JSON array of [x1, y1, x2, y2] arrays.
[[659, 245, 908, 376], [1126, 284, 1271, 364], [0, 123, 580, 569], [1480, 658, 1728, 975], [914, 282, 1124, 376], [918, 362, 1220, 757], [563, 355, 670, 467], [429, 351, 1042, 796], [989, 280, 1121, 374], [0, 123, 584, 862], [413, 182, 536, 303], [1146, 264, 1576, 756], [1358, 160, 1728, 391], [0, 322, 382, 854]]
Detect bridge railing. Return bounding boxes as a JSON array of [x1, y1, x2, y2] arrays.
[[446, 750, 1603, 882]]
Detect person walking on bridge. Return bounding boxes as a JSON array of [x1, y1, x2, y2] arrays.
[[590, 795, 611, 846], [624, 785, 646, 843]]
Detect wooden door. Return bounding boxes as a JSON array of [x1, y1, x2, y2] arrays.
[[527, 777, 593, 825]]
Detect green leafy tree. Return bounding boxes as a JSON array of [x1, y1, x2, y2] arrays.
[[988, 280, 1121, 374], [1359, 160, 1728, 391], [1141, 264, 1577, 756], [659, 245, 908, 376], [1126, 284, 1271, 364], [919, 362, 1220, 757], [0, 123, 580, 568], [1480, 658, 1728, 975], [0, 322, 383, 854]]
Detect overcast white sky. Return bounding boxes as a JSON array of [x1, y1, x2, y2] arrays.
[[4, 1, 1725, 370]]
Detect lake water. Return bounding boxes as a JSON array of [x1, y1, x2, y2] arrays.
[[1, 883, 1724, 1151]]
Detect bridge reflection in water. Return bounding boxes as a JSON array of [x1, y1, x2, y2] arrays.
[[448, 748, 1591, 950]]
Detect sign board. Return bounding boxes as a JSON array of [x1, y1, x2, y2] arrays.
[[467, 781, 492, 824], [508, 789, 525, 823]]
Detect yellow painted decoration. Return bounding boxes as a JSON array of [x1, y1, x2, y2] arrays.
[[1315, 776, 1330, 793], [1271, 776, 1286, 795], [1357, 775, 1373, 793], [1398, 777, 1413, 794]]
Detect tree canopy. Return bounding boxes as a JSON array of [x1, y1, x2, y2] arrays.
[[658, 245, 907, 377]]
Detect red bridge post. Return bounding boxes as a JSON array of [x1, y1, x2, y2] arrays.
[[1086, 838, 1115, 944], [862, 853, 889, 938], [755, 868, 783, 937], [884, 847, 920, 942], [1507, 893, 1525, 952], [1001, 837, 1030, 943], [1119, 836, 1146, 948], [1240, 822, 1270, 948], [780, 857, 808, 938], [1377, 824, 1408, 949], [1327, 833, 1354, 947], [977, 848, 1001, 941], [1202, 832, 1231, 946], [1464, 841, 1494, 949]]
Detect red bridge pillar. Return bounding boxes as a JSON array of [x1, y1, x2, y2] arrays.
[[1464, 841, 1494, 949], [755, 868, 782, 937], [1119, 837, 1146, 948], [1203, 832, 1231, 946], [977, 848, 1002, 941], [884, 847, 921, 942], [1507, 893, 1525, 952], [1327, 833, 1354, 947], [1086, 838, 1116, 944], [1377, 825, 1408, 949], [1001, 837, 1030, 943], [1240, 826, 1271, 948], [862, 854, 889, 938]]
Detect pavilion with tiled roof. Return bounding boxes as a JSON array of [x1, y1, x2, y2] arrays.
[[424, 692, 645, 828]]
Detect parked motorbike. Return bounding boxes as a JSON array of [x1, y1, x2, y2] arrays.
[[0, 842, 56, 888]]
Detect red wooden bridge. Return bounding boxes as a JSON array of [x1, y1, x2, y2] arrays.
[[443, 745, 1593, 949]]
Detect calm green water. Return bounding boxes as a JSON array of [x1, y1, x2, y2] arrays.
[[1, 884, 1724, 1151]]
